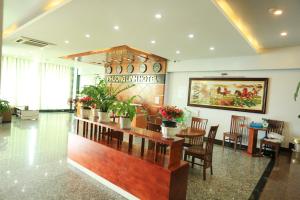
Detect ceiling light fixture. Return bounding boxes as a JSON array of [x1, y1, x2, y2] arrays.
[[151, 40, 156, 44], [269, 8, 283, 16], [44, 0, 65, 11], [64, 40, 70, 44], [176, 50, 180, 54], [188, 34, 194, 39], [209, 46, 215, 51], [113, 25, 119, 30], [85, 34, 90, 38], [280, 32, 287, 36], [155, 13, 162, 19]]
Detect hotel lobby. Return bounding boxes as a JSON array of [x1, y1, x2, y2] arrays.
[[1, 1, 300, 200]]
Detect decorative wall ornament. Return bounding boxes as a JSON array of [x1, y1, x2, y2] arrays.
[[139, 63, 147, 73], [127, 64, 134, 73], [153, 62, 162, 73], [187, 78, 269, 114], [116, 65, 123, 74]]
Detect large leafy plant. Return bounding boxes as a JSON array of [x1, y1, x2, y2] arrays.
[[81, 79, 134, 112], [0, 99, 10, 115], [109, 96, 137, 121]]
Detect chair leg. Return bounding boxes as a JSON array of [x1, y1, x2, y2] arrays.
[[259, 141, 263, 155], [184, 152, 187, 161], [222, 135, 225, 150], [210, 166, 213, 175], [234, 138, 237, 151], [203, 167, 206, 180], [239, 137, 242, 149], [191, 156, 195, 168]]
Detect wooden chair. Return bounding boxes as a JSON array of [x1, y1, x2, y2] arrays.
[[222, 115, 246, 151], [147, 122, 167, 154], [259, 119, 284, 159], [184, 125, 219, 180], [147, 115, 162, 125], [184, 117, 208, 147]]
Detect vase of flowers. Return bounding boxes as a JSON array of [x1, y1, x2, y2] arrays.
[[159, 106, 184, 138], [294, 81, 300, 118], [79, 96, 94, 119]]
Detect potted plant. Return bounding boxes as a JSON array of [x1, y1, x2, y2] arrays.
[[159, 106, 184, 138], [78, 96, 94, 119], [82, 79, 134, 123], [109, 96, 137, 129], [0, 99, 10, 124]]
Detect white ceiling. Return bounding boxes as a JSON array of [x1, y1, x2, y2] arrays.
[[226, 0, 300, 49], [2, 0, 299, 62]]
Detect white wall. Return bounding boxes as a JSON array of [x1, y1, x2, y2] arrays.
[[167, 70, 300, 148], [169, 46, 300, 72]]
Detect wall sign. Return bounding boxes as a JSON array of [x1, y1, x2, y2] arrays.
[[187, 78, 269, 114], [105, 74, 165, 84]]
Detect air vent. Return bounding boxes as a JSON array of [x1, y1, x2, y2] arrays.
[[15, 36, 55, 47]]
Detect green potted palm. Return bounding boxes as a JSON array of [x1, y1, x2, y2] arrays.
[[109, 96, 137, 129], [0, 99, 10, 124], [81, 79, 134, 122]]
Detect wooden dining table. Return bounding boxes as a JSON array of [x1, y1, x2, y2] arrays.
[[176, 127, 206, 138]]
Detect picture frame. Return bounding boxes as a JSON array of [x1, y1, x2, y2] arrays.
[[187, 77, 269, 114]]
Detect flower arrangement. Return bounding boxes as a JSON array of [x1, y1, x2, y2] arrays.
[[294, 81, 300, 118], [79, 96, 94, 109], [159, 106, 184, 127]]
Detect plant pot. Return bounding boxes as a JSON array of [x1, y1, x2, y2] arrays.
[[91, 108, 100, 118], [80, 107, 91, 119], [0, 116, 3, 124], [98, 112, 110, 123], [161, 126, 180, 138], [120, 117, 132, 129], [162, 120, 177, 128]]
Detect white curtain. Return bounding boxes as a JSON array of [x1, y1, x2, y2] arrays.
[[0, 56, 73, 110]]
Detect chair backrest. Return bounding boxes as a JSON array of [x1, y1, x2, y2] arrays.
[[147, 122, 161, 133], [266, 119, 284, 135], [229, 115, 246, 135], [205, 125, 219, 164], [147, 115, 162, 125], [191, 117, 208, 131]]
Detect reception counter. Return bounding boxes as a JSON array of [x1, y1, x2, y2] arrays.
[[68, 117, 189, 200]]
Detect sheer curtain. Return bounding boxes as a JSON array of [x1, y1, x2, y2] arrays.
[[0, 56, 73, 110]]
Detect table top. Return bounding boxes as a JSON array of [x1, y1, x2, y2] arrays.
[[248, 126, 268, 131], [176, 127, 206, 138], [75, 117, 184, 146]]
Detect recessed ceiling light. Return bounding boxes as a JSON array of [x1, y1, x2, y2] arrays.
[[85, 34, 90, 38], [188, 34, 194, 38], [64, 40, 69, 44], [269, 8, 283, 16], [151, 40, 156, 44], [280, 32, 287, 36], [176, 50, 180, 54], [155, 13, 162, 19], [113, 25, 119, 30], [209, 46, 215, 51]]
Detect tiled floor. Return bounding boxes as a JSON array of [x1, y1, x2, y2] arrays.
[[0, 113, 270, 200], [260, 151, 300, 200]]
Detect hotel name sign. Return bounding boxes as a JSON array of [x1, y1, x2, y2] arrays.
[[105, 74, 165, 84]]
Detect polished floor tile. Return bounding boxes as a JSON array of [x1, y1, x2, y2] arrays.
[[0, 113, 270, 200]]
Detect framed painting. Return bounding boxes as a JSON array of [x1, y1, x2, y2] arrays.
[[187, 78, 269, 113]]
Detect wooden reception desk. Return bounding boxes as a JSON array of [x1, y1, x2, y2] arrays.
[[68, 117, 189, 200]]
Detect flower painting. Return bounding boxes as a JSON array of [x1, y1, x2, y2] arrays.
[[187, 78, 268, 113]]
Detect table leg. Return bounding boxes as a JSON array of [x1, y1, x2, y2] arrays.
[[128, 134, 133, 152], [247, 128, 258, 155], [141, 138, 145, 157]]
